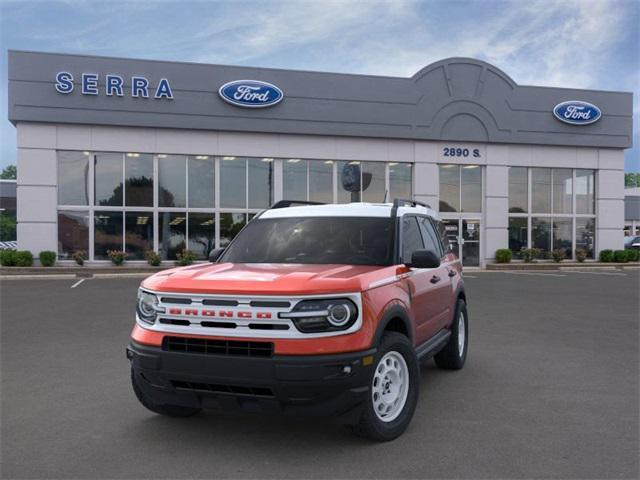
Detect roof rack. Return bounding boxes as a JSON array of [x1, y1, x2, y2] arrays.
[[270, 200, 325, 209], [392, 198, 431, 209]]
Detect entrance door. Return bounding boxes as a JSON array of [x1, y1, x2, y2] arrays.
[[441, 218, 481, 267]]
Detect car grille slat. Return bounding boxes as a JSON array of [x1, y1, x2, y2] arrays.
[[171, 380, 274, 397], [163, 336, 274, 357]]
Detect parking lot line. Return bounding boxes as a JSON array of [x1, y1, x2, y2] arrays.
[[567, 270, 627, 276], [501, 271, 567, 277], [70, 278, 86, 288]]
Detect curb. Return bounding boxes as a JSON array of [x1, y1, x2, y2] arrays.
[[486, 262, 638, 271]]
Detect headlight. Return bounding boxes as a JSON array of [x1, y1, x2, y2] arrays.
[[280, 298, 358, 333], [136, 289, 163, 324]]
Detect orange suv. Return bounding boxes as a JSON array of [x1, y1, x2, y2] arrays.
[[127, 199, 468, 441]]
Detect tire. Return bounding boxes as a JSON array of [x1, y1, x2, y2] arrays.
[[434, 298, 468, 370], [131, 369, 201, 418], [348, 332, 419, 442]]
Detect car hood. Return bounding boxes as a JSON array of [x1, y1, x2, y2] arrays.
[[141, 262, 399, 295]]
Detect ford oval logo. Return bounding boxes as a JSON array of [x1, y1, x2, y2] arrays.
[[218, 80, 283, 108], [553, 101, 601, 125]]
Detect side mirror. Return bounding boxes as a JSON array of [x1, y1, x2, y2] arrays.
[[208, 248, 225, 263], [407, 249, 440, 269]]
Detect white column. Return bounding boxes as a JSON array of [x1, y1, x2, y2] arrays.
[[413, 141, 438, 208], [596, 149, 625, 253], [484, 165, 509, 264]]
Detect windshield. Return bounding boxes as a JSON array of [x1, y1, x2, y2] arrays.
[[221, 216, 394, 265]]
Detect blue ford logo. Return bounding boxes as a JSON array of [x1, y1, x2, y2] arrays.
[[553, 101, 601, 125], [218, 80, 283, 108]]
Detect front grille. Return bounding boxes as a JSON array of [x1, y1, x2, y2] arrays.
[[163, 336, 274, 357], [171, 380, 274, 397]]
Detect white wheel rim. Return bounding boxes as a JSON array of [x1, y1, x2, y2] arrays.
[[458, 311, 466, 357], [371, 351, 409, 422]]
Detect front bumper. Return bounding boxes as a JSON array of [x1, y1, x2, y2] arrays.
[[127, 341, 376, 423]]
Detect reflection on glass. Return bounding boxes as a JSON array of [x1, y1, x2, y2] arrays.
[[552, 217, 572, 258], [94, 211, 123, 259], [576, 218, 595, 258], [337, 161, 361, 203], [220, 213, 246, 247], [188, 156, 215, 208], [125, 154, 153, 207], [508, 167, 528, 213], [362, 162, 385, 202], [575, 170, 595, 214], [283, 159, 307, 201], [95, 153, 123, 206], [531, 217, 551, 257], [220, 157, 246, 208], [461, 165, 481, 212], [389, 163, 412, 200], [58, 211, 89, 258], [309, 161, 333, 203], [439, 165, 459, 212], [531, 168, 551, 213], [248, 159, 273, 208], [553, 169, 572, 214], [188, 213, 215, 259], [159, 212, 186, 260], [158, 155, 186, 207], [58, 151, 89, 205], [441, 219, 459, 256], [125, 212, 153, 260], [508, 217, 527, 258]]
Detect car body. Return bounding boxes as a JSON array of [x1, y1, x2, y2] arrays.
[[127, 199, 468, 441], [624, 236, 640, 250]]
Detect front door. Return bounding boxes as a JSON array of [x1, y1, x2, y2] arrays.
[[441, 218, 481, 267]]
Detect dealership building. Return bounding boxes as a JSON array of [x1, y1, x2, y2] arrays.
[[7, 50, 633, 266]]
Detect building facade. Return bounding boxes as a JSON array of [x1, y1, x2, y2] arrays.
[[8, 51, 633, 266], [625, 187, 640, 236]]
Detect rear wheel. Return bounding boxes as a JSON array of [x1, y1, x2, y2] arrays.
[[348, 332, 419, 441], [131, 369, 201, 417], [434, 299, 468, 370]]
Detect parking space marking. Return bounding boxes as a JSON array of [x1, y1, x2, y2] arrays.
[[463, 275, 477, 278], [70, 278, 86, 288], [502, 271, 567, 277], [567, 270, 627, 276]]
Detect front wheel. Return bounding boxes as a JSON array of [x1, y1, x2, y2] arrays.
[[348, 332, 419, 442], [434, 298, 468, 370]]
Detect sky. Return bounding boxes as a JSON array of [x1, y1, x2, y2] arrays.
[[1, 0, 638, 172]]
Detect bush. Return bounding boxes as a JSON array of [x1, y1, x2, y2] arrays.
[[15, 250, 33, 267], [613, 250, 628, 263], [575, 249, 588, 263], [39, 250, 56, 267], [599, 249, 614, 262], [521, 248, 541, 263], [495, 249, 512, 263], [107, 250, 127, 266], [551, 249, 565, 263], [0, 249, 17, 266], [626, 249, 639, 262], [175, 249, 196, 266], [72, 250, 87, 266], [145, 250, 162, 266]]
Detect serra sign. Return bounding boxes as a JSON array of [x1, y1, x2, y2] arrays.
[[55, 72, 174, 99]]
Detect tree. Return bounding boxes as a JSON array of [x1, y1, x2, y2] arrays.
[[625, 172, 640, 188], [1, 165, 16, 180]]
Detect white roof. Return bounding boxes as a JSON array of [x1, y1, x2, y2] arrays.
[[260, 202, 440, 220]]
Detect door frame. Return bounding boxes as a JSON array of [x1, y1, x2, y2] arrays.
[[440, 214, 483, 267]]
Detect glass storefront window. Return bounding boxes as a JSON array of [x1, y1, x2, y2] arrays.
[[552, 217, 572, 258], [58, 151, 89, 205], [248, 158, 273, 208], [361, 162, 385, 203], [125, 212, 153, 260], [461, 165, 481, 212], [125, 153, 153, 207], [188, 156, 215, 208], [553, 169, 572, 214], [57, 210, 89, 259], [220, 213, 247, 247], [531, 217, 551, 257], [508, 217, 527, 258], [576, 218, 595, 258], [508, 167, 528, 213], [95, 153, 123, 206], [94, 211, 123, 260], [158, 212, 186, 260], [389, 163, 412, 200], [188, 213, 215, 259], [283, 159, 307, 201], [531, 168, 551, 213], [309, 161, 333, 203], [439, 165, 459, 212], [220, 157, 246, 208], [575, 170, 595, 214], [158, 155, 186, 207]]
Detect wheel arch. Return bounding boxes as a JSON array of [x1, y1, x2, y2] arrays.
[[372, 305, 414, 347]]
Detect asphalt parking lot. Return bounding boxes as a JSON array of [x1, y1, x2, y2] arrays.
[[1, 270, 638, 479]]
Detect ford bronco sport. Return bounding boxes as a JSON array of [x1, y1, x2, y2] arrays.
[[127, 199, 468, 441]]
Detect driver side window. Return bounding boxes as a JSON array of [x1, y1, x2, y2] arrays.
[[401, 216, 424, 264]]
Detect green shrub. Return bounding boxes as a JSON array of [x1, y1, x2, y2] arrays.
[[599, 249, 614, 262], [551, 249, 565, 263], [145, 250, 162, 266], [175, 249, 196, 266], [521, 248, 541, 263], [0, 249, 17, 266], [72, 250, 87, 266], [39, 250, 57, 267], [575, 249, 588, 263], [626, 249, 639, 262], [15, 250, 33, 267], [107, 250, 127, 266], [613, 250, 628, 263], [495, 249, 512, 263]]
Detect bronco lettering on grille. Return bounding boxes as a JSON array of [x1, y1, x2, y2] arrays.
[[167, 308, 272, 320]]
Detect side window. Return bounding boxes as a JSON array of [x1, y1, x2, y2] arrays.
[[418, 217, 443, 258], [436, 220, 451, 253], [402, 216, 424, 263]]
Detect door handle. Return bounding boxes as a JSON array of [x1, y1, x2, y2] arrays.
[[448, 270, 457, 278], [430, 275, 441, 284]]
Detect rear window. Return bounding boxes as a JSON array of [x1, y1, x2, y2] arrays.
[[221, 216, 394, 266]]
